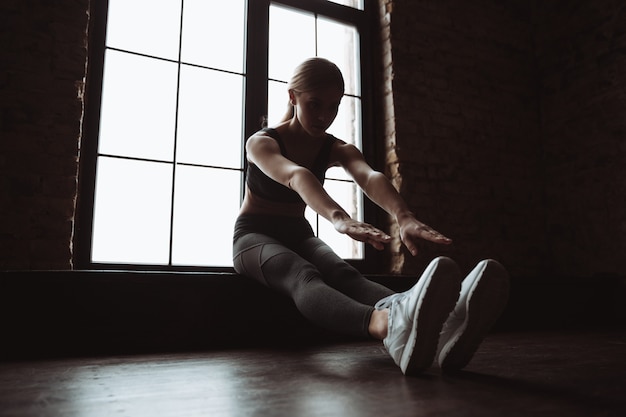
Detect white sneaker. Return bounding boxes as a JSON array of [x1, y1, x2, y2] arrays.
[[436, 259, 510, 372], [375, 256, 461, 375]]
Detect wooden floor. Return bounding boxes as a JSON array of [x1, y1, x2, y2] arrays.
[[1, 330, 625, 417]]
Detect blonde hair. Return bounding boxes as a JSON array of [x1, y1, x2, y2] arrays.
[[279, 57, 345, 123]]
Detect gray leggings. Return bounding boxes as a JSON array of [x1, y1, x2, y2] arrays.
[[233, 214, 394, 338]]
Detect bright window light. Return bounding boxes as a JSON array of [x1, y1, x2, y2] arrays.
[[90, 0, 366, 267]]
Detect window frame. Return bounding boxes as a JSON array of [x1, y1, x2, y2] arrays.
[[75, 0, 383, 272]]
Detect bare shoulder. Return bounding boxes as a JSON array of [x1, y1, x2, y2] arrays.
[[246, 130, 280, 155], [248, 130, 276, 144], [330, 137, 367, 166]]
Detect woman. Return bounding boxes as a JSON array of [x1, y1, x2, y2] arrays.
[[233, 57, 509, 375]]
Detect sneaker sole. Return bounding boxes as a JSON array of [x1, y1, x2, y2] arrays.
[[439, 260, 510, 372], [401, 257, 461, 375]]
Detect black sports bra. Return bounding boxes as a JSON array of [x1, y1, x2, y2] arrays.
[[246, 128, 335, 204]]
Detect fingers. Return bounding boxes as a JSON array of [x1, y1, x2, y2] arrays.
[[346, 223, 452, 253], [415, 224, 452, 244], [344, 222, 391, 249], [406, 245, 418, 257], [401, 223, 453, 256], [369, 228, 392, 243], [357, 228, 391, 245], [366, 229, 391, 250], [424, 230, 452, 244]]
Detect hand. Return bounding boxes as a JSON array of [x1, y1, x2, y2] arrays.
[[335, 219, 391, 250], [399, 216, 452, 256]]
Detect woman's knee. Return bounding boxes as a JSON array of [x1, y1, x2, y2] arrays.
[[326, 261, 366, 285]]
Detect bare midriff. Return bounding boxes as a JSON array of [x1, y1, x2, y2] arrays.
[[239, 185, 307, 217]]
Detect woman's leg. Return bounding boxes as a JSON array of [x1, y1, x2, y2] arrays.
[[233, 233, 376, 338], [293, 236, 394, 306]]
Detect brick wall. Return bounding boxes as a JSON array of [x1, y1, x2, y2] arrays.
[[0, 0, 89, 270], [535, 0, 626, 277], [385, 0, 545, 277]]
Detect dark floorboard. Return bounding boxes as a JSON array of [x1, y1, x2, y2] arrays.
[[1, 330, 625, 417]]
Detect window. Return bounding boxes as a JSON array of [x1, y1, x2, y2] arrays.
[[77, 0, 375, 270]]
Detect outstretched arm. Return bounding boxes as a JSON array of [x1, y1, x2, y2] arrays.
[[246, 133, 392, 249], [336, 142, 452, 256]]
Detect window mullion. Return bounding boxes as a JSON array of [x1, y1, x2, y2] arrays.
[[168, 0, 186, 265], [242, 0, 270, 205], [244, 0, 270, 140]]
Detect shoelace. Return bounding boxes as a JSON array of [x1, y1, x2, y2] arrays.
[[375, 292, 408, 310]]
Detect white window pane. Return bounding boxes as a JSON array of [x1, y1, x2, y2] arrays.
[[176, 66, 244, 168], [181, 0, 245, 72], [327, 95, 361, 147], [326, 166, 349, 181], [99, 50, 177, 161], [92, 157, 173, 264], [305, 207, 320, 239], [269, 5, 316, 82], [327, 0, 364, 10], [317, 180, 364, 259], [267, 80, 289, 127], [171, 166, 241, 266], [106, 0, 181, 60], [317, 17, 360, 96]]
